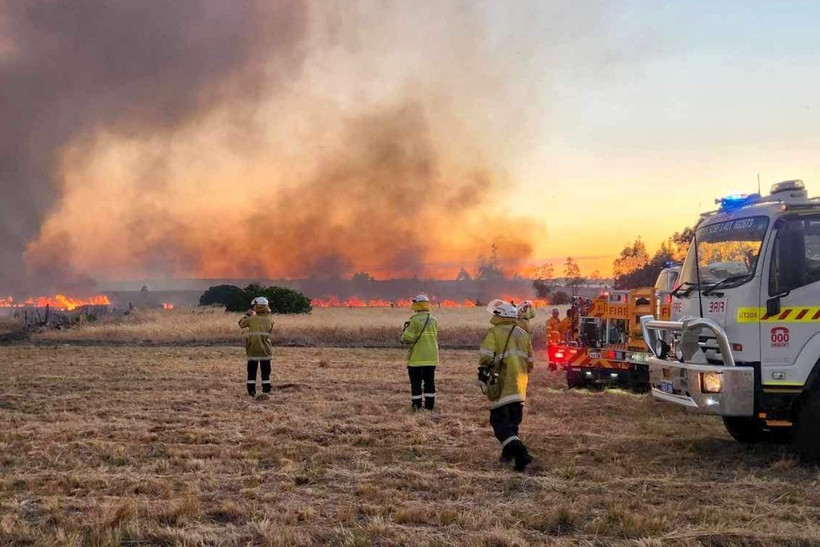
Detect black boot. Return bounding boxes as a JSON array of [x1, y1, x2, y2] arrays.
[[510, 441, 533, 472], [411, 400, 422, 412], [499, 444, 514, 464]]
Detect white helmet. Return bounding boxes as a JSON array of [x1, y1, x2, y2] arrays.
[[412, 294, 429, 303], [486, 299, 518, 318], [251, 296, 269, 306], [517, 301, 533, 313]]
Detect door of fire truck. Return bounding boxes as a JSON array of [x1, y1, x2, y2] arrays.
[[759, 214, 820, 386]]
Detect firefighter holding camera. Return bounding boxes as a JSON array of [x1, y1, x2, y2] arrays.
[[478, 300, 535, 472], [401, 294, 439, 411], [238, 296, 275, 397]]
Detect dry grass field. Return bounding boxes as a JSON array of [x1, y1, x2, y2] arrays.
[[0, 316, 22, 335], [30, 307, 556, 348], [2, 341, 819, 545]]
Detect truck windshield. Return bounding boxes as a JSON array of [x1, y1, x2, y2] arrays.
[[680, 216, 769, 288]]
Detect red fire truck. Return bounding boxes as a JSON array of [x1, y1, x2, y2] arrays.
[[548, 267, 678, 390]]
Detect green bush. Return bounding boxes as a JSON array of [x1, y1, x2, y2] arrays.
[[199, 285, 247, 311], [243, 284, 312, 314], [199, 284, 312, 314]]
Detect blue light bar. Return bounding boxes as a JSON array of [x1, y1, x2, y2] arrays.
[[716, 192, 760, 211]]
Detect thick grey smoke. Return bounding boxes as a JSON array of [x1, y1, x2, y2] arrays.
[[0, 0, 307, 294]]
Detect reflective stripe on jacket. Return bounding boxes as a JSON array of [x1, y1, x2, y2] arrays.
[[238, 314, 274, 359], [479, 316, 534, 409], [401, 312, 439, 366]]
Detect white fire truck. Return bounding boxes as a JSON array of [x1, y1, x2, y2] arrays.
[[641, 180, 820, 459]]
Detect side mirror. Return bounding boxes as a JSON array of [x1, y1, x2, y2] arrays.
[[766, 297, 781, 317]]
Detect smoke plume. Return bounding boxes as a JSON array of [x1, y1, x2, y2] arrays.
[[1, 0, 307, 293], [1, 1, 584, 291]]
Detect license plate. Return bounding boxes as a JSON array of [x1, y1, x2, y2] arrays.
[[660, 381, 674, 394], [589, 352, 600, 358]]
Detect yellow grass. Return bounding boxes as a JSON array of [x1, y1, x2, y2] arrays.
[[31, 307, 559, 348], [2, 344, 818, 545], [0, 315, 22, 334]]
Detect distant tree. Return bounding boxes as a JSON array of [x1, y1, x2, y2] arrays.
[[589, 270, 601, 285], [351, 272, 375, 283], [613, 227, 692, 289], [613, 238, 650, 279], [564, 257, 587, 297], [475, 243, 505, 281], [455, 268, 472, 282], [552, 291, 571, 305], [532, 262, 556, 299]]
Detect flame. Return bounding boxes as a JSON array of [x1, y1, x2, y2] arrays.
[[309, 296, 546, 308], [312, 297, 397, 308], [0, 294, 110, 311], [162, 303, 175, 310]]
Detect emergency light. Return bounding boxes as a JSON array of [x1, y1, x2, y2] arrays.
[[715, 192, 760, 211]]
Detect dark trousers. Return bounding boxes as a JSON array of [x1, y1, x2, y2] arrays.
[[490, 402, 531, 469], [408, 366, 436, 410], [490, 402, 523, 446], [247, 360, 271, 395]]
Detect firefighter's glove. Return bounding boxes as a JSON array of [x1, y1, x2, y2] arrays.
[[477, 366, 490, 384]]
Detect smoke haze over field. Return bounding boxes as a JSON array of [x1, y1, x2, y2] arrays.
[[1, 1, 619, 293]]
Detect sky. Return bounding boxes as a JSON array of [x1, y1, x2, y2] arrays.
[[4, 0, 820, 290], [510, 0, 820, 273]]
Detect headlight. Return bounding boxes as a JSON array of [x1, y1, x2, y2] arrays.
[[654, 339, 669, 359], [674, 343, 684, 362], [700, 372, 723, 393]]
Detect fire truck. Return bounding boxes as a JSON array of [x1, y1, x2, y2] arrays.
[[641, 180, 820, 460], [549, 268, 678, 391]]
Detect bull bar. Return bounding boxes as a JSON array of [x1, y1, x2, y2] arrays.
[[639, 315, 754, 416]]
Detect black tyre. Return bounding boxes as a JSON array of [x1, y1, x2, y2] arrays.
[[566, 371, 584, 389], [792, 387, 820, 461], [722, 417, 770, 443]]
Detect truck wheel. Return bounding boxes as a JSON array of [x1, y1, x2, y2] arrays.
[[722, 417, 769, 443], [566, 371, 583, 389], [792, 386, 820, 461]]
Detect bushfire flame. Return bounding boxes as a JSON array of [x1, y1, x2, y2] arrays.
[[310, 296, 548, 308], [0, 294, 110, 311], [162, 303, 175, 310]]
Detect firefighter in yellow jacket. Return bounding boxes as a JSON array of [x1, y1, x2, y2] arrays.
[[400, 294, 439, 411], [238, 296, 274, 397], [478, 300, 535, 471], [516, 301, 536, 334]]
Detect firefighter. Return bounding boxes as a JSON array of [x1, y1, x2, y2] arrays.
[[516, 301, 536, 334], [238, 296, 274, 397], [478, 300, 535, 472], [400, 294, 439, 411], [559, 308, 576, 342], [546, 307, 562, 342]]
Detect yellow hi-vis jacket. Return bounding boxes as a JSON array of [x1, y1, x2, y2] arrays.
[[400, 311, 439, 366], [238, 313, 274, 359], [517, 308, 536, 334], [479, 316, 534, 409]]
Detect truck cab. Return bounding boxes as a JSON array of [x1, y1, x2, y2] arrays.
[[642, 180, 820, 459]]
